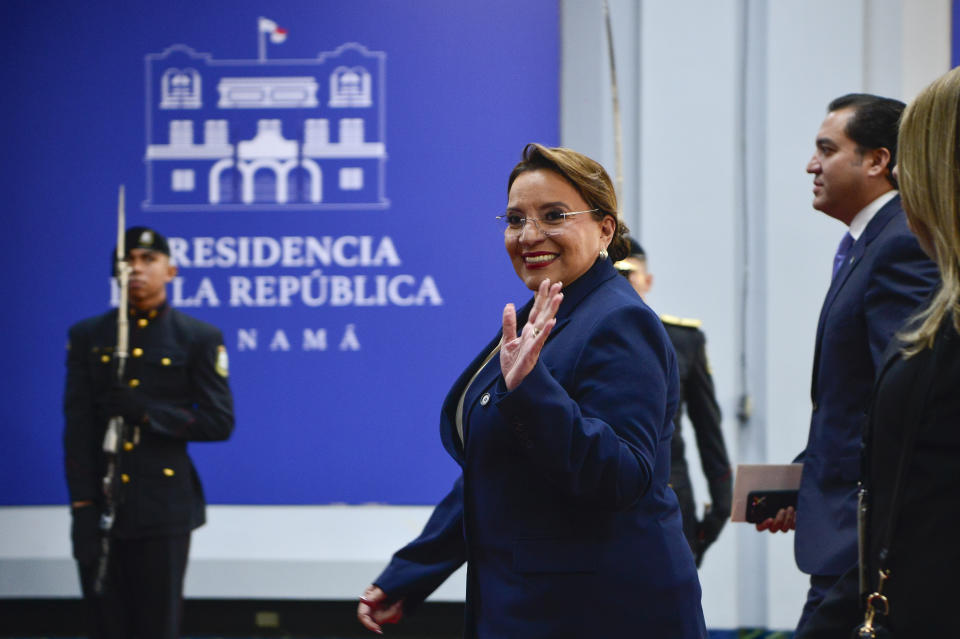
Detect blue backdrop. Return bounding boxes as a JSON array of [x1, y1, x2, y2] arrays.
[[954, 0, 960, 68], [0, 0, 559, 506]]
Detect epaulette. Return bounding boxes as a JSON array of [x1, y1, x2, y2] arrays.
[[660, 314, 703, 328]]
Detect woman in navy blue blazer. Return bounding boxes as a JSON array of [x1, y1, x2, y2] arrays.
[[357, 144, 706, 638]]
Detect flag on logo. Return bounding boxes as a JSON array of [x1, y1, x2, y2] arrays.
[[258, 17, 288, 44]]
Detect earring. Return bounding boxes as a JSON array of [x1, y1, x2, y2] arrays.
[[599, 247, 609, 260]]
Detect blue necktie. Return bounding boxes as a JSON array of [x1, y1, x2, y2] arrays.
[[832, 232, 854, 280]]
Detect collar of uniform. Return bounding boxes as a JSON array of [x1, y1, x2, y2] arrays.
[[128, 300, 169, 320]]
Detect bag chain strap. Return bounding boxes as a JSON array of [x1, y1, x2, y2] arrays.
[[857, 338, 943, 634]]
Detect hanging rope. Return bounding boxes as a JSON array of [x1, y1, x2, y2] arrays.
[[603, 0, 624, 204]]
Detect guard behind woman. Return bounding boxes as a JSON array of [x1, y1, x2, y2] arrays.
[[64, 227, 235, 639], [797, 67, 960, 638], [615, 239, 733, 567], [357, 144, 705, 638]]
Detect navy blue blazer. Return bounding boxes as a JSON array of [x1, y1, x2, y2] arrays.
[[375, 259, 706, 638], [795, 195, 938, 576]]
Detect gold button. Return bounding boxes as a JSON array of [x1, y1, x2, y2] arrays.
[[128, 379, 140, 388], [149, 310, 158, 318], [121, 473, 130, 483], [101, 355, 110, 363], [138, 319, 148, 328], [161, 357, 171, 366], [163, 468, 175, 477], [132, 348, 143, 357], [123, 442, 134, 451]]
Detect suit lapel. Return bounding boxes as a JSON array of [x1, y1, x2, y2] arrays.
[[810, 196, 902, 396], [440, 331, 503, 464]]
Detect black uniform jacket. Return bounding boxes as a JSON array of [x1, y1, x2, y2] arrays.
[[662, 318, 731, 489], [63, 303, 234, 539]]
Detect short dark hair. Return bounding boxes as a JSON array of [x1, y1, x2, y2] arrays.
[[828, 93, 906, 187]]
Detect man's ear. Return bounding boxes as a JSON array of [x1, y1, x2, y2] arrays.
[[164, 262, 178, 283], [865, 147, 892, 177]]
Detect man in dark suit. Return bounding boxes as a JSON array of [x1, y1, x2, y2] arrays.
[[64, 227, 235, 639], [755, 94, 938, 634], [614, 240, 732, 567]]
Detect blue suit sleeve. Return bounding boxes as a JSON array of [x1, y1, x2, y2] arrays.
[[492, 304, 673, 511], [374, 475, 467, 611], [864, 232, 939, 369]]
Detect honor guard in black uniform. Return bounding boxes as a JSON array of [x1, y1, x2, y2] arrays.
[[615, 238, 732, 566], [64, 227, 234, 639]]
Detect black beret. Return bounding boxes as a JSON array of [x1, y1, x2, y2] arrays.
[[626, 236, 645, 258], [111, 226, 170, 275], [122, 226, 170, 256]]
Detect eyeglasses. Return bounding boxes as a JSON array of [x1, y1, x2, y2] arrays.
[[495, 209, 599, 236]]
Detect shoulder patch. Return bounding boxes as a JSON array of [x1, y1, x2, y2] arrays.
[[660, 314, 703, 328], [215, 345, 229, 378]]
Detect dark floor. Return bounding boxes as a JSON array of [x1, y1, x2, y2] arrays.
[[2, 634, 792, 639], [1, 599, 793, 638]]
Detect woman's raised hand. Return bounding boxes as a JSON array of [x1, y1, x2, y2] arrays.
[[501, 278, 564, 391]]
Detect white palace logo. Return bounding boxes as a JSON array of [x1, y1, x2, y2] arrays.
[[143, 19, 388, 211]]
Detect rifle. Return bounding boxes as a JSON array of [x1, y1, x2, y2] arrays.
[[94, 185, 129, 595]]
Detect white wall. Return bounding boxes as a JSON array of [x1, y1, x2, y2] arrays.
[[638, 0, 743, 629], [1, 0, 951, 631], [0, 505, 465, 601]]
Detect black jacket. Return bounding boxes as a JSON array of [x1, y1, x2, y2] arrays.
[[797, 318, 960, 637], [663, 318, 731, 492]]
